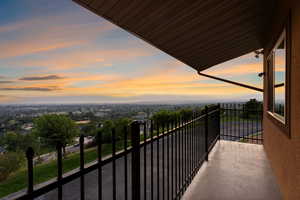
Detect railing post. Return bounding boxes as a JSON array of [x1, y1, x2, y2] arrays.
[[131, 121, 141, 200], [80, 135, 85, 200], [205, 106, 209, 161], [26, 147, 34, 197], [112, 128, 117, 200], [217, 104, 221, 140], [56, 142, 63, 200], [97, 129, 102, 200]]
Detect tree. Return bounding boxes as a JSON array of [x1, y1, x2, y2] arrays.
[[151, 110, 172, 127], [95, 118, 132, 144], [96, 120, 114, 144], [169, 111, 180, 122], [81, 122, 97, 136], [33, 114, 79, 155], [179, 108, 193, 121], [115, 118, 131, 140], [0, 132, 39, 153], [242, 99, 263, 119], [0, 132, 19, 152]]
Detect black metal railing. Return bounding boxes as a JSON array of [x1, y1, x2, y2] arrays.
[[14, 105, 220, 200], [220, 103, 263, 144]]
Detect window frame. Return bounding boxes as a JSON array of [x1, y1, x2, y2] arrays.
[[266, 15, 291, 138]]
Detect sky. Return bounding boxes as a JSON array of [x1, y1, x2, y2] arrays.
[[0, 0, 265, 104]]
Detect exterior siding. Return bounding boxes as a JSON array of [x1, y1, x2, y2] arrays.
[[263, 0, 300, 199]]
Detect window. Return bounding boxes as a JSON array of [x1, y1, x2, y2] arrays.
[[273, 31, 286, 122], [267, 21, 291, 137]]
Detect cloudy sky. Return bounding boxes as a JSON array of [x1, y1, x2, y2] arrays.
[[0, 0, 264, 104]]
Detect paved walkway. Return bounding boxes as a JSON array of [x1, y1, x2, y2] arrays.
[[182, 140, 282, 200]]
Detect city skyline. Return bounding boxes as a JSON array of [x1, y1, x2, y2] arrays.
[[0, 0, 264, 104]]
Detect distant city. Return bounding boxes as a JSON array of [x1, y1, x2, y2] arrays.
[[0, 103, 213, 137]]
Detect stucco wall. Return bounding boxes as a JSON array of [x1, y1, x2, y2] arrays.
[[263, 0, 300, 199]]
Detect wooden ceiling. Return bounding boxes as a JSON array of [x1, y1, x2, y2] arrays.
[[73, 0, 273, 71]]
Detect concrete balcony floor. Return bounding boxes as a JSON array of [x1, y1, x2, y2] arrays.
[[183, 140, 282, 200]]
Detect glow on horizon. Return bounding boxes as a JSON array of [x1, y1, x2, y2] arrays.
[[0, 0, 265, 104]]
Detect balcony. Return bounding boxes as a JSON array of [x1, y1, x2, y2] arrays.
[[183, 140, 281, 200], [4, 104, 282, 200]]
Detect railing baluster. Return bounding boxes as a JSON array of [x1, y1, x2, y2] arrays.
[[150, 121, 154, 200], [260, 105, 262, 142], [242, 104, 245, 142], [185, 115, 187, 189], [231, 104, 233, 141], [218, 104, 221, 140], [131, 121, 141, 200], [26, 147, 34, 199], [112, 128, 117, 200], [189, 114, 192, 182], [156, 122, 160, 200], [226, 104, 229, 139], [188, 114, 190, 176], [171, 119, 174, 199], [193, 113, 195, 174], [124, 126, 128, 200], [167, 122, 170, 200], [182, 118, 186, 190], [97, 130, 102, 200], [175, 117, 178, 197], [80, 135, 85, 200], [162, 123, 165, 200], [144, 122, 147, 200], [180, 116, 183, 196], [56, 142, 63, 200], [252, 106, 254, 143], [234, 104, 237, 140], [196, 112, 199, 167], [205, 106, 209, 161], [238, 104, 240, 141], [193, 112, 195, 175], [256, 105, 259, 144], [188, 115, 191, 184]]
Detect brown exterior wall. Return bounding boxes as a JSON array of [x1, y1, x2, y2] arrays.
[[263, 0, 300, 199]]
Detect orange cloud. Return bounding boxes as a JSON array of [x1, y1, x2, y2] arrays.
[[0, 95, 18, 103], [204, 63, 262, 76], [5, 56, 264, 99], [56, 67, 258, 97], [12, 47, 154, 71]]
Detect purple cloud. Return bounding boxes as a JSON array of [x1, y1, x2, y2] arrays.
[[19, 75, 64, 81]]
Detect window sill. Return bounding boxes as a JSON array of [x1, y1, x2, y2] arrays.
[[266, 111, 290, 138]]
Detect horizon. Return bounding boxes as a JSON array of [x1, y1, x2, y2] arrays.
[[0, 0, 266, 105]]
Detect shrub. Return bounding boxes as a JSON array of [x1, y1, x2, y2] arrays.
[[0, 152, 24, 182]]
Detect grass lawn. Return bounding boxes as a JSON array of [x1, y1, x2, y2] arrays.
[[0, 142, 123, 198]]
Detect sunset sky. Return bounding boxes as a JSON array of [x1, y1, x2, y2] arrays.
[[0, 0, 265, 104]]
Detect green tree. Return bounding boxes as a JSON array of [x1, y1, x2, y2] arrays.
[[242, 99, 263, 119], [179, 108, 193, 121], [33, 114, 79, 155], [97, 120, 114, 143], [169, 111, 180, 122], [95, 118, 132, 144], [0, 132, 39, 153], [151, 110, 172, 127], [0, 132, 19, 152], [81, 122, 97, 136], [115, 118, 131, 140]]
